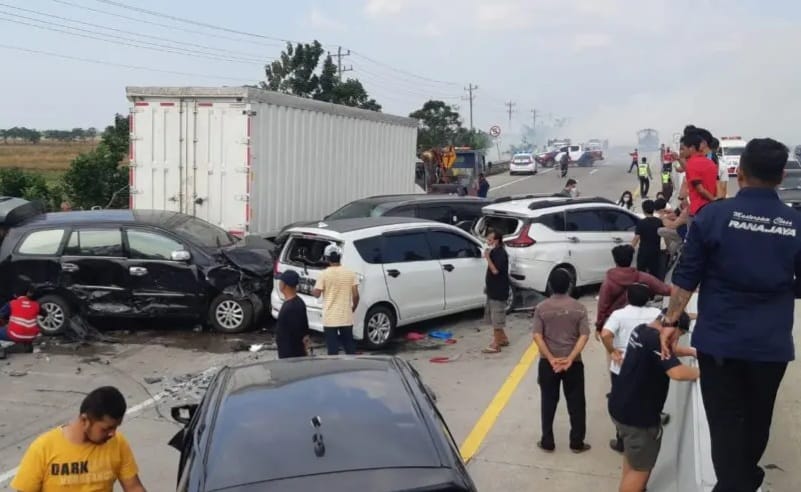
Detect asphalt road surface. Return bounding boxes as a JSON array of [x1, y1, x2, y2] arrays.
[[0, 156, 797, 492]]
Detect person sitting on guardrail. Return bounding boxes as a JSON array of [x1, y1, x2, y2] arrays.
[[609, 310, 698, 492]]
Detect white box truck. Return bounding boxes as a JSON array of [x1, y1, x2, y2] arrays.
[[125, 87, 420, 237]]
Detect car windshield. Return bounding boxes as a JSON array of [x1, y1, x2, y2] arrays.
[[722, 146, 745, 156], [779, 174, 801, 190], [325, 201, 383, 220], [172, 216, 235, 248], [453, 153, 476, 169]]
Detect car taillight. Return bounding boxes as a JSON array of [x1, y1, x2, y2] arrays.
[[505, 224, 535, 247]]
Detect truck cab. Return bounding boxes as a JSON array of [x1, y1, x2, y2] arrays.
[[718, 136, 747, 177]]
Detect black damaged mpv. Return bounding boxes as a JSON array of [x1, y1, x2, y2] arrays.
[[0, 198, 273, 335]]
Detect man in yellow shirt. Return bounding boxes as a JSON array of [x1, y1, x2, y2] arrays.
[[313, 244, 360, 355], [12, 386, 146, 492]]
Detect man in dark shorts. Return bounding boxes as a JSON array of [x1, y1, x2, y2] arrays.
[[609, 310, 698, 492], [275, 270, 310, 359], [632, 199, 664, 279]]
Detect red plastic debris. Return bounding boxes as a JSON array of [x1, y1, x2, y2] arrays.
[[405, 332, 426, 341]]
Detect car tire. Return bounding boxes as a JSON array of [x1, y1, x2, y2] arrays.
[[364, 305, 396, 350], [37, 295, 72, 336], [505, 285, 516, 313], [545, 266, 578, 298], [209, 294, 254, 333]]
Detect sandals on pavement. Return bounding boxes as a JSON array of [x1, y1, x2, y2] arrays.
[[482, 346, 501, 354]]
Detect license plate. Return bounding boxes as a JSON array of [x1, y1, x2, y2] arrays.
[[297, 277, 315, 295]]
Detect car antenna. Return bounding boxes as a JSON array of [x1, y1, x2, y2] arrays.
[[311, 416, 325, 457]]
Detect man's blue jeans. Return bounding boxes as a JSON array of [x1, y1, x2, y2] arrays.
[[324, 326, 356, 355]]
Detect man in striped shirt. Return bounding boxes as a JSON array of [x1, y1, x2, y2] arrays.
[[313, 244, 360, 355]]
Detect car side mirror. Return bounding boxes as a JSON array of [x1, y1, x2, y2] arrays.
[[171, 250, 191, 262], [171, 404, 198, 425]]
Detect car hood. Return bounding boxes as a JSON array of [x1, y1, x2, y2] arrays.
[[778, 189, 801, 204], [218, 236, 275, 278]]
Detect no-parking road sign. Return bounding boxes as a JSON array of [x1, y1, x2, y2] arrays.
[[489, 125, 501, 137]]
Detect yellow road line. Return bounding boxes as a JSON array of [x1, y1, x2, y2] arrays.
[[459, 341, 540, 463]]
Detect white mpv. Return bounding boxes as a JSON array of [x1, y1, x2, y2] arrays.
[[271, 217, 488, 349], [474, 196, 641, 295]]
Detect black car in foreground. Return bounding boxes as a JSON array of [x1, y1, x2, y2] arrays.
[[0, 199, 273, 334], [168, 357, 476, 492]]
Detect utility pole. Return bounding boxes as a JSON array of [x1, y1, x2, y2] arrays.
[[332, 46, 352, 80], [463, 84, 477, 130], [530, 109, 537, 146], [505, 101, 516, 126]]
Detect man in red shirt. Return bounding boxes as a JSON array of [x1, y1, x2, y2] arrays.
[[628, 148, 639, 173], [681, 131, 717, 219]]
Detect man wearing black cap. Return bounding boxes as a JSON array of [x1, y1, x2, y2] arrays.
[[275, 270, 309, 359]]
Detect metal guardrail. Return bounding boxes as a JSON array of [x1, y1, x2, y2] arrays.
[[486, 160, 510, 176]]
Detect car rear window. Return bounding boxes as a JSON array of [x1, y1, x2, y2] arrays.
[[283, 235, 336, 268], [478, 215, 521, 237], [325, 201, 383, 220], [354, 236, 382, 264], [17, 229, 65, 255]]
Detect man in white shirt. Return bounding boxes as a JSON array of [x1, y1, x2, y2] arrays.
[[601, 283, 662, 452]]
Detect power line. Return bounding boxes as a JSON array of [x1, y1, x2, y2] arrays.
[[352, 63, 461, 99], [0, 13, 265, 65], [91, 0, 462, 92], [0, 43, 249, 81], [94, 0, 296, 45], [0, 3, 268, 62], [49, 0, 284, 49], [332, 46, 352, 80]]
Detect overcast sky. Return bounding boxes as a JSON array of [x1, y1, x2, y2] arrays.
[[1, 0, 799, 146]]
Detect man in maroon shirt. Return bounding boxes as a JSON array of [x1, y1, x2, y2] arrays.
[[682, 131, 718, 220], [595, 245, 671, 335]]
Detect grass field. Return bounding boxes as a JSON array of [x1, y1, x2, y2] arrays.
[[0, 141, 97, 171]]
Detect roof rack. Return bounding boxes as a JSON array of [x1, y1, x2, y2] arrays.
[[492, 193, 558, 204], [527, 196, 614, 210]]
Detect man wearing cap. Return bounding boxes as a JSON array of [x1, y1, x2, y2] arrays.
[[275, 270, 309, 359], [313, 244, 360, 355]]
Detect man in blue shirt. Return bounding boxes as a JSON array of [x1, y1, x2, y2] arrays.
[[660, 138, 799, 492]]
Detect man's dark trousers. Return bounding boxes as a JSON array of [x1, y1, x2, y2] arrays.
[[637, 252, 662, 280], [698, 353, 787, 492], [538, 358, 586, 448], [639, 176, 650, 197], [628, 159, 637, 173]]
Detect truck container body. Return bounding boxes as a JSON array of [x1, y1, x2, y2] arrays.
[[126, 87, 419, 236]]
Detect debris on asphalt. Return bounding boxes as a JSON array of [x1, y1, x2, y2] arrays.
[[429, 354, 461, 364], [249, 344, 265, 352], [405, 332, 425, 341], [428, 330, 453, 340], [230, 341, 250, 352], [144, 376, 163, 384], [9, 371, 28, 377]]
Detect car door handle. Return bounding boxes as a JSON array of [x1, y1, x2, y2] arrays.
[[129, 266, 149, 276], [567, 236, 579, 243], [442, 264, 455, 272], [386, 269, 401, 278], [61, 263, 79, 272], [612, 237, 624, 243]]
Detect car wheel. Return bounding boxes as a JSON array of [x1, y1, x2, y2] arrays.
[[364, 305, 396, 350], [545, 266, 578, 298], [37, 295, 72, 336], [505, 285, 516, 313], [209, 294, 254, 333]]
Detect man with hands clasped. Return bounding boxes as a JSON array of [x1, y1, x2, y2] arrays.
[[532, 268, 591, 454]]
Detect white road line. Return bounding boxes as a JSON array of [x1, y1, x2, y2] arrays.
[[589, 168, 599, 175], [0, 367, 219, 484], [491, 169, 553, 192]]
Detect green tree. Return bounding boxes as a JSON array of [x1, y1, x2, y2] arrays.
[[260, 40, 381, 111], [409, 100, 464, 150], [0, 168, 53, 208], [63, 114, 129, 209]]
